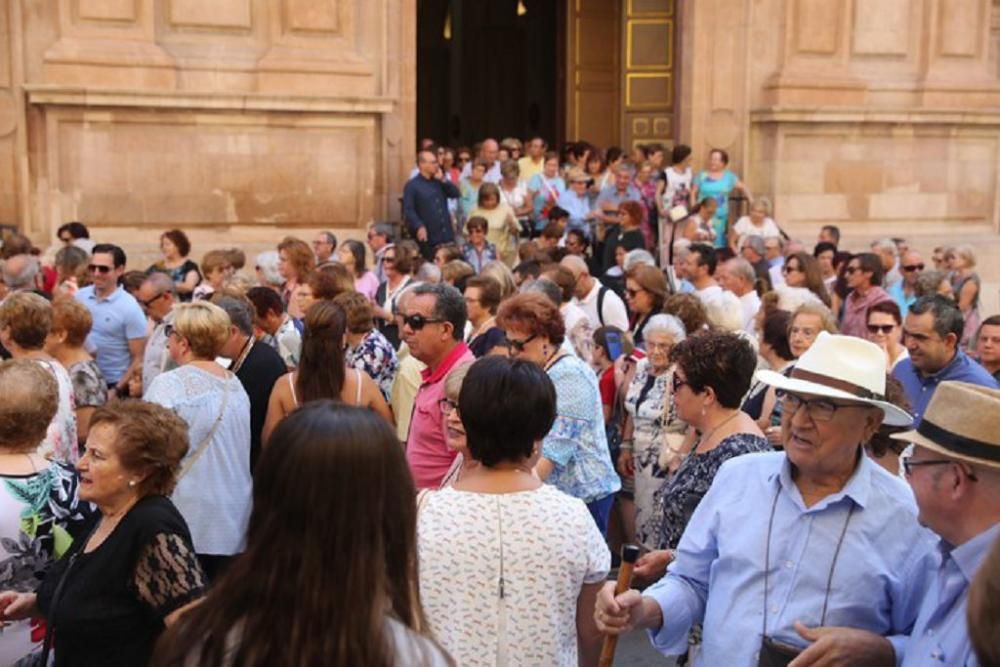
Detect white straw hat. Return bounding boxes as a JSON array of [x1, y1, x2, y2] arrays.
[[755, 331, 912, 427]]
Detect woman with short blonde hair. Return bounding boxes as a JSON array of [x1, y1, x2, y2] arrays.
[[145, 301, 253, 580]]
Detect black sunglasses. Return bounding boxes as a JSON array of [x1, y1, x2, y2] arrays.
[[140, 292, 167, 308], [902, 264, 925, 272], [402, 314, 445, 331], [845, 266, 860, 274], [671, 374, 692, 393], [867, 324, 895, 334], [505, 333, 536, 352], [88, 264, 113, 274]]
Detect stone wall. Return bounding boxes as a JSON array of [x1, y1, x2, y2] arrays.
[[0, 0, 415, 261], [680, 0, 1000, 241]]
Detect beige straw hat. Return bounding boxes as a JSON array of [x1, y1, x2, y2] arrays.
[[891, 381, 1000, 470]]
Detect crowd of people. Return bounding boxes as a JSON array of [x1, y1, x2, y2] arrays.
[[0, 134, 994, 666]]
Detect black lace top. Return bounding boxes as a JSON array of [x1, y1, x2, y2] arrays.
[[37, 495, 205, 666], [643, 433, 771, 551]]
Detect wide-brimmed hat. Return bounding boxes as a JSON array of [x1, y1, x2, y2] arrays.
[[566, 167, 589, 184], [755, 331, 912, 427], [891, 381, 1000, 469]]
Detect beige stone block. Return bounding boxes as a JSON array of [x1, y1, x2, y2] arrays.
[[142, 193, 229, 224], [868, 192, 948, 219], [955, 140, 995, 162], [77, 193, 144, 224], [783, 194, 850, 221], [824, 161, 885, 194]]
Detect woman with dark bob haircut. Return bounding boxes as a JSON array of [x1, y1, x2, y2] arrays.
[[418, 357, 609, 666], [148, 229, 201, 302], [0, 400, 206, 666], [634, 332, 769, 583], [155, 402, 451, 666], [496, 293, 620, 534]]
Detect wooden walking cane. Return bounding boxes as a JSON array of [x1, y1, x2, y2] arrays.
[[598, 544, 641, 667]]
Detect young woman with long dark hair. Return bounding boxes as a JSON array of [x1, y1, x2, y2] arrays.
[[261, 300, 392, 444], [155, 402, 450, 666]]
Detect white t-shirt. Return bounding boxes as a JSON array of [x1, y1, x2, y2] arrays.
[[732, 216, 781, 241], [661, 166, 693, 209], [694, 283, 723, 305], [575, 280, 629, 331], [418, 485, 610, 667]]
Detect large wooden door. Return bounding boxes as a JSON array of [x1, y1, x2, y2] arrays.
[[621, 0, 678, 150], [564, 0, 621, 147]]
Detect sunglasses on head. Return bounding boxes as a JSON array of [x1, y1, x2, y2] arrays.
[[402, 313, 445, 330], [902, 263, 925, 272], [505, 333, 536, 353], [88, 264, 113, 274], [867, 324, 895, 334]]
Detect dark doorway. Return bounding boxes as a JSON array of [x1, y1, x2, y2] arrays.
[[417, 0, 561, 150]]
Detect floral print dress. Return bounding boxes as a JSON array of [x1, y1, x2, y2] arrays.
[[0, 462, 91, 665], [345, 329, 398, 401], [35, 360, 79, 465]]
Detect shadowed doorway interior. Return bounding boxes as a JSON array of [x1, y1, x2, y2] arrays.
[[417, 0, 561, 149]]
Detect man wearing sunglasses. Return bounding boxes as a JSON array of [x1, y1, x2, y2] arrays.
[[402, 283, 474, 490], [596, 332, 935, 665], [135, 273, 178, 395], [74, 243, 147, 399], [889, 249, 924, 317], [840, 252, 892, 339]]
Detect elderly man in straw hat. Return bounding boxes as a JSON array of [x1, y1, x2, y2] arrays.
[[595, 332, 937, 665], [827, 381, 1000, 666]]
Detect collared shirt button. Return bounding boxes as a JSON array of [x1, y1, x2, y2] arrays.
[[771, 606, 779, 614], [784, 561, 793, 568]]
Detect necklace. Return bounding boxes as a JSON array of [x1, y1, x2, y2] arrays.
[[693, 410, 741, 453], [231, 336, 254, 374]]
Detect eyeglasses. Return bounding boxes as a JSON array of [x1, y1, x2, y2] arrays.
[[782, 265, 800, 274], [902, 457, 978, 480], [505, 333, 536, 353], [88, 264, 113, 274], [671, 374, 692, 393], [867, 324, 895, 334], [844, 266, 860, 274], [625, 287, 643, 297], [140, 292, 167, 308], [383, 256, 396, 263], [438, 398, 458, 415], [776, 389, 866, 422], [59, 236, 72, 243], [902, 264, 925, 272], [402, 313, 445, 331]]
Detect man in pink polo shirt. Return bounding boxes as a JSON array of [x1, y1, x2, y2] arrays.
[[403, 283, 476, 489]]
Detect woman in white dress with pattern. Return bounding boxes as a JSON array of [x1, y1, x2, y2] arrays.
[[144, 301, 252, 581], [0, 292, 78, 463], [418, 357, 609, 667]]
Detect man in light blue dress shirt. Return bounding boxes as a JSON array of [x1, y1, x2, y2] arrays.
[[595, 333, 936, 665], [887, 381, 1000, 666]]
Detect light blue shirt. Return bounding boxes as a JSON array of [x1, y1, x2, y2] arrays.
[[889, 280, 916, 317], [643, 451, 935, 665], [556, 190, 595, 236], [901, 522, 1000, 666], [75, 285, 148, 384]]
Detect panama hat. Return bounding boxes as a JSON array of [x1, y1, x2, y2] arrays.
[[755, 331, 912, 427], [566, 167, 589, 184], [890, 381, 1000, 470]]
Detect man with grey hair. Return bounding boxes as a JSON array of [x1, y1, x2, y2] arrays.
[[764, 236, 785, 288], [136, 272, 178, 394], [401, 282, 474, 488], [740, 235, 773, 292], [561, 254, 629, 331], [459, 138, 501, 183], [368, 222, 395, 282], [872, 237, 901, 289], [216, 296, 287, 471], [1, 254, 39, 292], [312, 231, 338, 268], [718, 257, 761, 335]]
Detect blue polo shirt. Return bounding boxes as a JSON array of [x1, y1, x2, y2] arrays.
[[76, 285, 148, 384], [892, 350, 999, 420]]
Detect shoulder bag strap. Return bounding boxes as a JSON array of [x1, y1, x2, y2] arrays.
[[597, 285, 608, 327], [177, 375, 232, 481]]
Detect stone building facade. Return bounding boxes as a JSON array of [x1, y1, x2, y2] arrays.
[[1, 0, 999, 283]]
